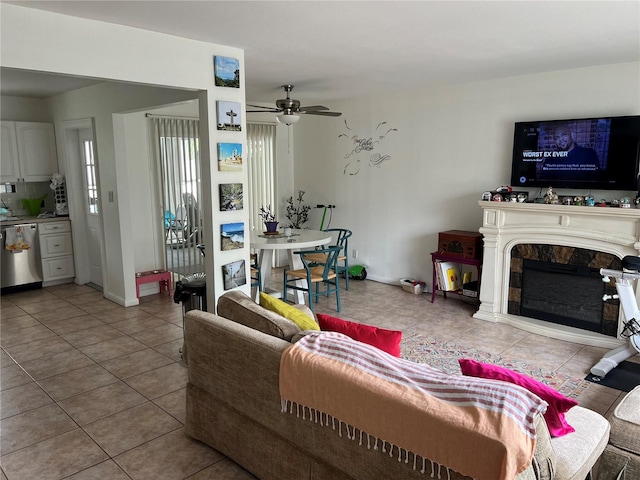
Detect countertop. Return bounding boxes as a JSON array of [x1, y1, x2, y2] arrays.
[[0, 215, 70, 227]]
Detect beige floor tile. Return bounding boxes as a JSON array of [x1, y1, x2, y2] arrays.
[[0, 304, 26, 320], [31, 304, 88, 325], [130, 323, 184, 347], [45, 314, 106, 335], [65, 291, 106, 307], [83, 402, 181, 457], [186, 458, 258, 479], [1, 381, 53, 419], [114, 427, 222, 480], [0, 364, 32, 391], [1, 403, 77, 455], [79, 336, 148, 363], [92, 307, 157, 324], [153, 387, 186, 424], [2, 335, 74, 363], [65, 460, 131, 480], [58, 381, 147, 426], [0, 349, 15, 368], [38, 363, 119, 401], [110, 316, 171, 335], [125, 362, 188, 399], [20, 348, 95, 380], [153, 338, 185, 363], [44, 283, 98, 297], [0, 428, 108, 480], [0, 323, 56, 348], [2, 289, 58, 306], [500, 334, 584, 372], [18, 298, 71, 315], [61, 324, 125, 348], [1, 313, 40, 332], [101, 348, 174, 379]]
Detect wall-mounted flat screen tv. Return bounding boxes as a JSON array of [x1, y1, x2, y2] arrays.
[[510, 115, 640, 190]]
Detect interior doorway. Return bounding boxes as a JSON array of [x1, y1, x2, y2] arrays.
[[62, 118, 105, 288]]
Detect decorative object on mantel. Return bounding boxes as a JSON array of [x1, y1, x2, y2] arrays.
[[544, 186, 559, 204], [259, 204, 278, 233], [285, 190, 311, 229]]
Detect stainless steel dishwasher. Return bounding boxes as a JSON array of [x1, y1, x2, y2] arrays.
[[1, 223, 43, 289]]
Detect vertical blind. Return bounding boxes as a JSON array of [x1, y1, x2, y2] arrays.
[[247, 123, 277, 234], [150, 117, 204, 277]]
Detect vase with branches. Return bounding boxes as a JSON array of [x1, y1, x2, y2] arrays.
[[285, 190, 311, 229]]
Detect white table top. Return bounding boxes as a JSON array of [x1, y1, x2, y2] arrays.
[[250, 229, 332, 250]]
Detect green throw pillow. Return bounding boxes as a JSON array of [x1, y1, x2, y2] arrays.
[[259, 293, 320, 331]]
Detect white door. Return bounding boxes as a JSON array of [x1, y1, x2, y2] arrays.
[[78, 128, 103, 287]]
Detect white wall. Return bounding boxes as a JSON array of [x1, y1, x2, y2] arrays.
[[1, 4, 247, 307], [1, 96, 52, 121], [292, 62, 640, 290]]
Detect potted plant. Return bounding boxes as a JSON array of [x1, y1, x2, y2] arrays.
[[259, 204, 279, 233], [285, 190, 311, 229]]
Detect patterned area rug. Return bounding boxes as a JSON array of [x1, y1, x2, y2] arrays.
[[401, 333, 591, 399]]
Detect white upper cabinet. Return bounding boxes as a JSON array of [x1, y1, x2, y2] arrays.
[[1, 121, 58, 182]]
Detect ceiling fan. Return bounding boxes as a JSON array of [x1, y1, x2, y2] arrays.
[[246, 85, 342, 125]]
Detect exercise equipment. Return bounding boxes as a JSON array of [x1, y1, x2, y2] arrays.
[[590, 256, 640, 378]]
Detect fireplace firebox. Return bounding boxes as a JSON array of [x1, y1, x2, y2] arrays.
[[520, 259, 604, 333], [508, 244, 621, 338]]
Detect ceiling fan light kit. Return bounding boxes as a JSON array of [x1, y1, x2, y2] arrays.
[[247, 84, 342, 124], [276, 113, 300, 125]]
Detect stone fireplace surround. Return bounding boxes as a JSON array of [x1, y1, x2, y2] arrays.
[[475, 201, 640, 348]]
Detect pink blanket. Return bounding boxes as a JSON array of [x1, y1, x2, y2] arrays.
[[280, 331, 548, 480]]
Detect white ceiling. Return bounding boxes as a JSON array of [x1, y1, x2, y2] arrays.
[[2, 1, 639, 104]]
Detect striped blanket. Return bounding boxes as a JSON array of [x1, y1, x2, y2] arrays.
[[279, 331, 548, 480]]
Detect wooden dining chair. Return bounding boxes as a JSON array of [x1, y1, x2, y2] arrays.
[[283, 245, 341, 312], [305, 228, 353, 290]]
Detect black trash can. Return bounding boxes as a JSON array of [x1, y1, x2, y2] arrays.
[[174, 272, 206, 359], [173, 272, 207, 315]]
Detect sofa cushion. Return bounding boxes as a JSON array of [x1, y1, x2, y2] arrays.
[[458, 359, 578, 437], [259, 293, 320, 331], [316, 313, 402, 357], [217, 290, 301, 341]]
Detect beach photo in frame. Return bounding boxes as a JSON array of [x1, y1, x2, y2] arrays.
[[221, 222, 244, 251], [218, 142, 243, 172], [222, 259, 246, 290], [217, 101, 242, 131], [219, 183, 243, 211], [214, 56, 240, 88]]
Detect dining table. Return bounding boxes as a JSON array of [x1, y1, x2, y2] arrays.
[[250, 228, 333, 304]]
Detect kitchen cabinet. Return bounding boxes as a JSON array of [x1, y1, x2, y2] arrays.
[[39, 220, 75, 284], [0, 121, 58, 183]]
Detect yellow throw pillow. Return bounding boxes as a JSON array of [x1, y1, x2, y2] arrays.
[[259, 293, 320, 331]]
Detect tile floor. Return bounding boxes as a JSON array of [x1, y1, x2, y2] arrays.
[[1, 273, 635, 479]]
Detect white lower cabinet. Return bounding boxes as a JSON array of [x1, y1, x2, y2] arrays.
[[39, 220, 75, 284]]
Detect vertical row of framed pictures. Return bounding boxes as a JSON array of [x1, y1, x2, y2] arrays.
[[215, 55, 246, 289]]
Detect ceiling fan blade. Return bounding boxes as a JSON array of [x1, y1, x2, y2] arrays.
[[302, 110, 342, 117], [246, 109, 281, 113], [299, 105, 329, 111], [246, 104, 280, 112]]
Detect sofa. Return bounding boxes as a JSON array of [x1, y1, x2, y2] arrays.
[[184, 291, 610, 480]]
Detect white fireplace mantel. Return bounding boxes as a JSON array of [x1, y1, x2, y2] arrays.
[[474, 201, 640, 348]]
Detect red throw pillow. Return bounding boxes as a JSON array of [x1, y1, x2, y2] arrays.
[[316, 314, 402, 357], [458, 358, 578, 437]]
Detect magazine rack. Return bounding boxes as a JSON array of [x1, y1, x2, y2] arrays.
[[430, 251, 482, 304]]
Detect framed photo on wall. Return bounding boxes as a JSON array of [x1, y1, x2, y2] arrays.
[[214, 56, 240, 88], [216, 101, 242, 131], [219, 183, 243, 211], [217, 142, 243, 172], [222, 259, 246, 290], [221, 222, 244, 251]]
